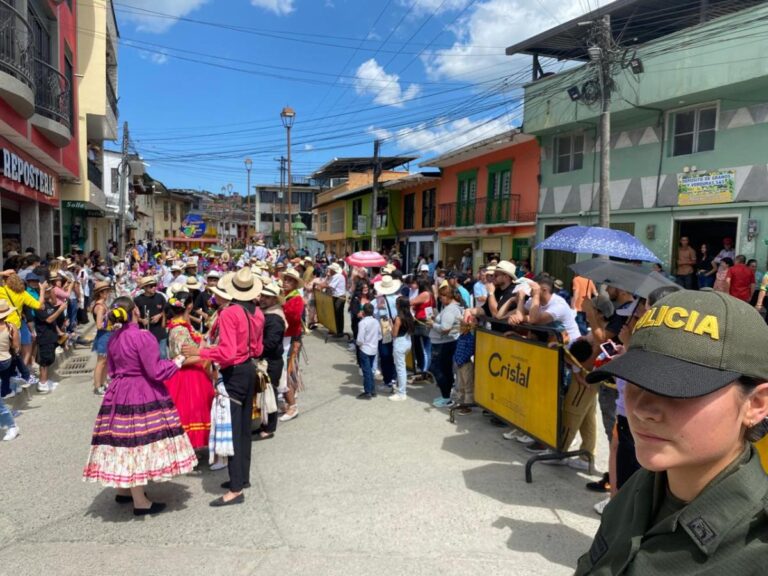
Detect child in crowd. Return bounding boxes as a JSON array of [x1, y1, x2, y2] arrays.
[[35, 285, 69, 392], [453, 322, 475, 415], [355, 303, 381, 400]]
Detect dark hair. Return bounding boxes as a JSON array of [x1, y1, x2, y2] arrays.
[[396, 296, 415, 335], [735, 255, 746, 264], [109, 296, 136, 324], [647, 285, 681, 306], [362, 303, 374, 317], [737, 376, 768, 442], [722, 257, 734, 267], [536, 275, 555, 292], [417, 278, 432, 294], [569, 339, 593, 363], [167, 291, 192, 316], [748, 259, 757, 267]]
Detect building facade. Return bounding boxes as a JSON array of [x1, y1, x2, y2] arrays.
[[508, 0, 768, 282], [421, 130, 539, 272], [61, 0, 118, 255], [254, 181, 320, 244], [0, 0, 80, 258]]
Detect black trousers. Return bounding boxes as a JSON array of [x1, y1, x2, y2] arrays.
[[263, 359, 283, 434], [222, 361, 256, 492], [332, 296, 345, 335], [616, 415, 641, 489], [431, 340, 457, 399]]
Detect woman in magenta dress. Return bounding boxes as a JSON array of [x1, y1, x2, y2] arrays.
[[83, 296, 197, 516], [163, 292, 215, 450]]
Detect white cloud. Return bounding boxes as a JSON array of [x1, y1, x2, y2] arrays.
[[138, 49, 170, 64], [423, 0, 584, 82], [368, 115, 516, 156], [303, 143, 314, 151], [250, 0, 295, 16], [119, 0, 209, 34], [354, 59, 421, 108]]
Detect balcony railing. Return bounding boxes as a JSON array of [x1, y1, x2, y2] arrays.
[[88, 159, 103, 190], [438, 195, 523, 228], [34, 58, 70, 128], [107, 76, 118, 118], [0, 0, 34, 89]]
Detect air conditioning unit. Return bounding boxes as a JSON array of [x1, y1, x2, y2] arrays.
[[356, 215, 367, 234]]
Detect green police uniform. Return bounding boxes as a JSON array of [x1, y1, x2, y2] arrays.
[[578, 290, 768, 574], [575, 444, 768, 575]]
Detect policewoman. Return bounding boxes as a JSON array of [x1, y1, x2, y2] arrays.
[[577, 290, 768, 575]]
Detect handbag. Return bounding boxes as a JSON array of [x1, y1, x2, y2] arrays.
[[379, 296, 394, 344]]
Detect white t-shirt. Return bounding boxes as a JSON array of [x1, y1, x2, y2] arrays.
[[328, 273, 346, 297], [526, 293, 581, 343]]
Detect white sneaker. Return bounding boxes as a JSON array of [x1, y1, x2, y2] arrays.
[[47, 381, 60, 391], [2, 426, 19, 441], [515, 434, 534, 444], [37, 381, 50, 394], [209, 460, 228, 471], [389, 394, 406, 402], [502, 430, 520, 441], [567, 458, 592, 472], [594, 497, 610, 516]]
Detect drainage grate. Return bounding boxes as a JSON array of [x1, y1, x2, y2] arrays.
[[59, 355, 92, 377]]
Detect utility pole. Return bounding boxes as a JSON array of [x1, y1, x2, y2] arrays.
[[254, 184, 260, 241], [279, 156, 286, 245], [286, 124, 293, 252], [117, 121, 129, 256], [371, 139, 381, 252], [597, 14, 612, 230]]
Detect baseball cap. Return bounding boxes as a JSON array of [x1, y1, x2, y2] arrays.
[[587, 290, 768, 398], [591, 292, 615, 319]]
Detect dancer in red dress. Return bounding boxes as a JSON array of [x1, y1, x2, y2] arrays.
[[163, 292, 215, 450]]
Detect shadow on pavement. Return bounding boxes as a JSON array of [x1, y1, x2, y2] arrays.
[[493, 515, 593, 569], [84, 482, 192, 522]]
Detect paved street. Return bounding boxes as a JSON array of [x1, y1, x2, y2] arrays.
[[1, 331, 606, 576]]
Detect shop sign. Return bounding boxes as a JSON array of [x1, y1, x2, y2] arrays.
[[2, 148, 55, 197], [677, 170, 735, 206], [63, 201, 89, 210]]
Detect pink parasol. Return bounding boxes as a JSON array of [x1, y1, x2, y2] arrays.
[[346, 251, 387, 267]]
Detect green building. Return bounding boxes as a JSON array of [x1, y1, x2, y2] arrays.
[[507, 0, 768, 282]]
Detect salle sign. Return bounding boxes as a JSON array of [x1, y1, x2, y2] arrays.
[[2, 148, 55, 196], [474, 329, 561, 448]]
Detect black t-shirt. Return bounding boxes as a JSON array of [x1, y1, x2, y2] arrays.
[[134, 293, 167, 342], [35, 301, 64, 346], [482, 283, 517, 333]]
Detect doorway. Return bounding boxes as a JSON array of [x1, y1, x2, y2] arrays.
[[543, 224, 577, 287], [673, 217, 738, 272]]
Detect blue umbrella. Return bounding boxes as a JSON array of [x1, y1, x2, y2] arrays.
[[535, 226, 661, 263]]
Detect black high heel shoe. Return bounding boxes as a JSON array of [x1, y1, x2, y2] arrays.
[[133, 502, 167, 516]]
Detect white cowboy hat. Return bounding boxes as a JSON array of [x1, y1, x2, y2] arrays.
[[494, 260, 518, 280], [329, 263, 342, 274], [206, 269, 222, 279], [170, 264, 183, 273], [220, 268, 263, 301], [0, 299, 16, 320], [282, 268, 304, 287], [260, 283, 281, 299], [374, 275, 402, 296], [166, 281, 187, 298], [185, 276, 202, 291]]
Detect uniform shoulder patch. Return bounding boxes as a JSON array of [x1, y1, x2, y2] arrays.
[[687, 517, 717, 546], [589, 530, 609, 565]]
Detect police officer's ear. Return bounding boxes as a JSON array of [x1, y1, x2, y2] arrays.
[[742, 381, 768, 441]]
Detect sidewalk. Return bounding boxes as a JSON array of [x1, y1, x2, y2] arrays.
[[0, 329, 605, 576]]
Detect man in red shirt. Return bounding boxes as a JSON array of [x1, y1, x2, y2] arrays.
[[726, 254, 755, 302]]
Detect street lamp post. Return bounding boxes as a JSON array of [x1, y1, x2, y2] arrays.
[[244, 157, 253, 240], [280, 106, 296, 252]]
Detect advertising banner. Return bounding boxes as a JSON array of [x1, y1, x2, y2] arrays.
[[677, 170, 735, 206], [474, 329, 561, 448], [181, 213, 207, 238], [314, 289, 338, 335]]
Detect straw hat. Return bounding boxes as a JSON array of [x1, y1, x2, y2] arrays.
[[329, 262, 342, 274], [220, 268, 263, 301], [374, 275, 402, 296], [0, 299, 15, 320], [185, 276, 202, 291], [282, 268, 303, 287], [382, 264, 396, 274], [206, 269, 222, 279], [170, 264, 183, 273], [220, 251, 231, 263], [494, 260, 518, 280], [184, 259, 198, 269], [166, 281, 186, 297], [92, 281, 112, 295], [275, 261, 286, 270], [303, 256, 313, 264], [261, 283, 281, 299], [138, 276, 158, 289]]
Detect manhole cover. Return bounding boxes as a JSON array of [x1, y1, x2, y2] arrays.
[[59, 355, 92, 376]]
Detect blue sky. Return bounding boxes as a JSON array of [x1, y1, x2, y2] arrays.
[[116, 0, 588, 193]]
